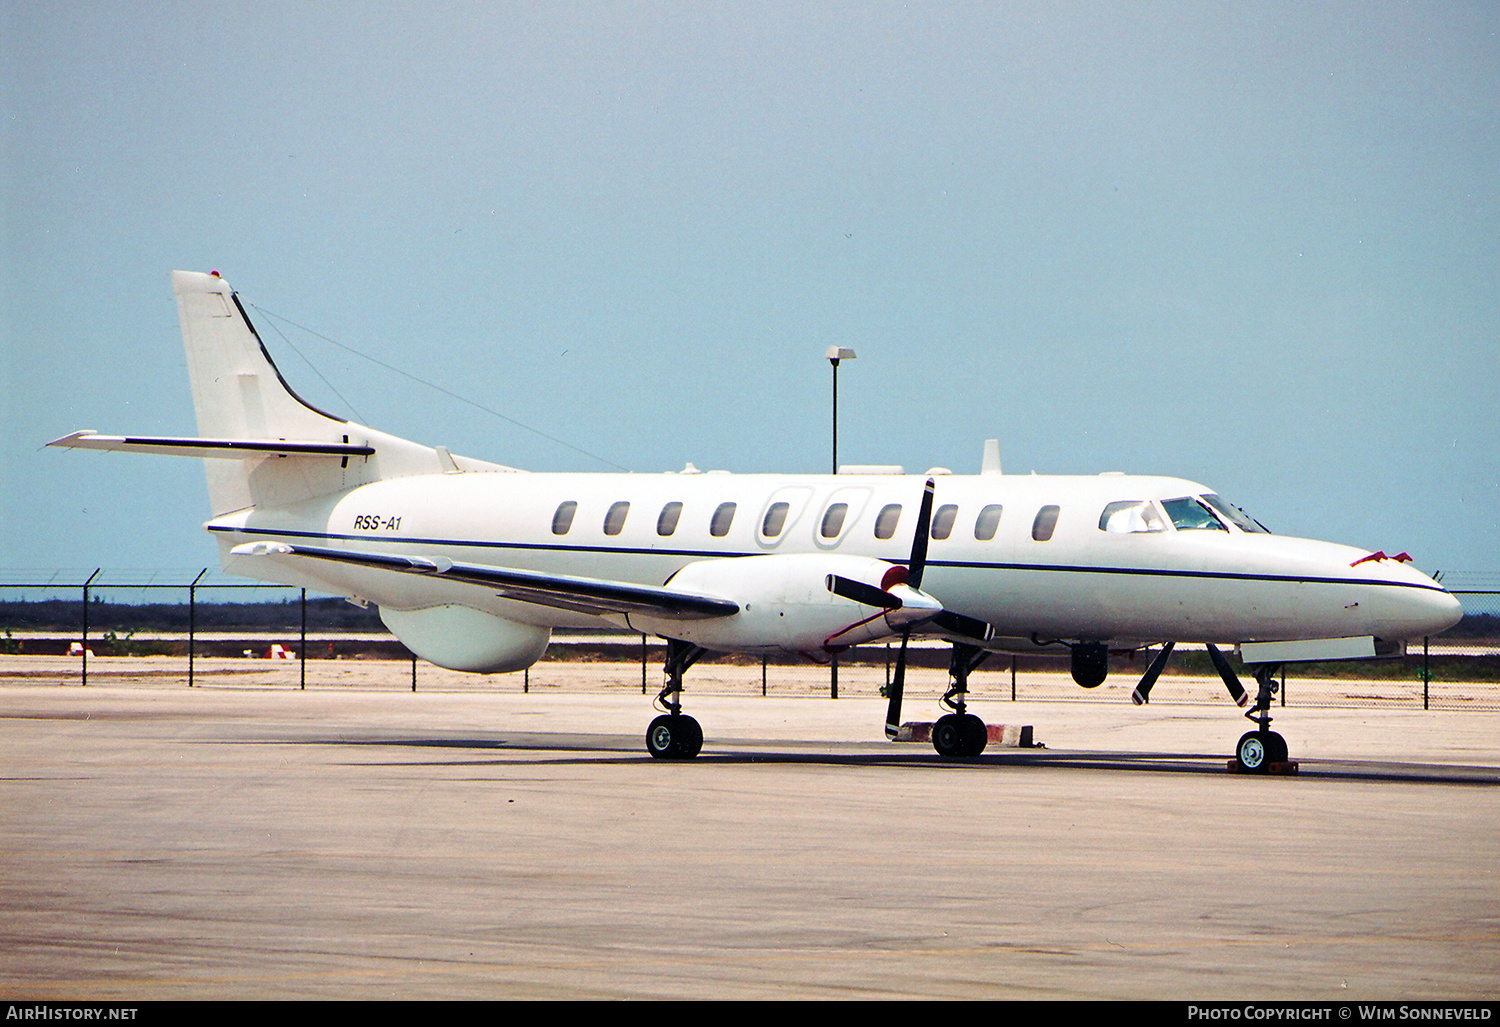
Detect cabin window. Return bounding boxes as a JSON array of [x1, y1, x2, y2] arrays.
[[657, 502, 683, 536], [873, 504, 902, 540], [761, 502, 790, 538], [931, 504, 958, 541], [1099, 500, 1166, 534], [603, 501, 630, 536], [974, 504, 1002, 541], [820, 503, 849, 539], [1031, 505, 1060, 541], [552, 501, 577, 535], [1162, 497, 1227, 532], [710, 502, 736, 537]]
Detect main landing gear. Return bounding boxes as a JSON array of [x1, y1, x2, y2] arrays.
[[646, 638, 706, 760], [931, 642, 991, 758]]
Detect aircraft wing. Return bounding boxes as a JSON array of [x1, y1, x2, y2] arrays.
[[231, 541, 740, 620]]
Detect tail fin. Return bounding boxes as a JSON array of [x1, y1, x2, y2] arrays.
[[51, 271, 516, 518], [170, 271, 515, 515], [173, 270, 346, 442]]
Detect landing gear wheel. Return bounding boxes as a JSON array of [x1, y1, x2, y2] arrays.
[[961, 714, 988, 757], [1263, 730, 1288, 764], [932, 714, 965, 758], [1236, 731, 1272, 773], [933, 714, 987, 758], [647, 714, 703, 760]]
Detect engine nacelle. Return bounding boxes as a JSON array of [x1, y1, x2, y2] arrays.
[[627, 553, 935, 657], [379, 604, 551, 673]]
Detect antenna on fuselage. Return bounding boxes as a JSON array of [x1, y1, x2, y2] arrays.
[[981, 439, 1002, 475]]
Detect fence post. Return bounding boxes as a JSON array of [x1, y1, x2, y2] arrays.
[[762, 655, 767, 697], [830, 652, 838, 699], [81, 569, 99, 687], [188, 569, 205, 688], [641, 634, 647, 695], [1011, 655, 1017, 701], [1423, 636, 1430, 711], [299, 588, 307, 690]]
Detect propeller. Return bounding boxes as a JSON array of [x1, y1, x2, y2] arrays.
[[885, 479, 936, 739], [1205, 643, 1250, 707], [826, 572, 904, 610], [1130, 641, 1175, 705]]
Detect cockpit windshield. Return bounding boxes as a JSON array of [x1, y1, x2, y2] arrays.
[[1160, 495, 1271, 533], [1099, 495, 1272, 534], [1161, 497, 1227, 531], [1200, 494, 1270, 533]]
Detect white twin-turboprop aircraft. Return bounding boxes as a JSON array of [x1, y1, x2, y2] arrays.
[[50, 270, 1463, 771]]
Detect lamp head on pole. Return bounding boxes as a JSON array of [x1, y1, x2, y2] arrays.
[[826, 346, 857, 368]]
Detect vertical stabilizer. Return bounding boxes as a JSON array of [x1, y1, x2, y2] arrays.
[[170, 271, 513, 517], [173, 270, 354, 514], [173, 270, 344, 442]]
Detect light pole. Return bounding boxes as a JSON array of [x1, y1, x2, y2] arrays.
[[824, 347, 855, 700], [826, 347, 856, 475]]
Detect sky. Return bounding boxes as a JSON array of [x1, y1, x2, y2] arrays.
[[3, 1, 1497, 587]]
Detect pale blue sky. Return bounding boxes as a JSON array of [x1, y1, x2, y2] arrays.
[[3, 2, 1496, 579]]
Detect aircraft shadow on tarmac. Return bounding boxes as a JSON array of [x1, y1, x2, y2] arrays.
[[291, 734, 1500, 785]]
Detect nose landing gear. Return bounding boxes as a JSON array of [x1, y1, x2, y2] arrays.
[[1211, 654, 1295, 775]]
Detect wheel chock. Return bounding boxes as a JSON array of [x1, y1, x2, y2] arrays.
[[895, 722, 1035, 747]]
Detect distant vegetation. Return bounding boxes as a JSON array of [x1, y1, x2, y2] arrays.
[[0, 597, 385, 632]]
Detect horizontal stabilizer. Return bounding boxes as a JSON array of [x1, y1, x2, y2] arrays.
[[48, 431, 374, 460], [232, 541, 740, 620]]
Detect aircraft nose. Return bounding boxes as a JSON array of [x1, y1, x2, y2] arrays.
[[1412, 586, 1465, 638], [1377, 576, 1465, 640]]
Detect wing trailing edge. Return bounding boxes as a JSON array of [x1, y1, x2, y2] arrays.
[[231, 541, 740, 620]]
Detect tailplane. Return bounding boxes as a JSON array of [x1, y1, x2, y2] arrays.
[[51, 270, 516, 516]]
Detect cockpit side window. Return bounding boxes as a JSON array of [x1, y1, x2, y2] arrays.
[[1161, 497, 1228, 531], [1099, 500, 1166, 534]]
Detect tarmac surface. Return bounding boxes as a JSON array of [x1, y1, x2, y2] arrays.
[[2, 659, 1498, 1000]]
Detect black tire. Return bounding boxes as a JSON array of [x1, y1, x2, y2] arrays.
[[1236, 731, 1269, 773], [647, 715, 680, 759], [932, 714, 964, 757], [961, 714, 988, 757], [646, 714, 702, 760], [1264, 731, 1288, 764], [676, 715, 703, 759]]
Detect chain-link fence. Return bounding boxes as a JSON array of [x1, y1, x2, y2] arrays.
[[2, 569, 1496, 711]]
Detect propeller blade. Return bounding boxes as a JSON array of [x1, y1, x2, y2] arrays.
[[907, 478, 936, 590], [1131, 641, 1175, 706], [885, 629, 911, 739], [930, 609, 993, 642], [826, 574, 903, 610], [1205, 643, 1249, 707]]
